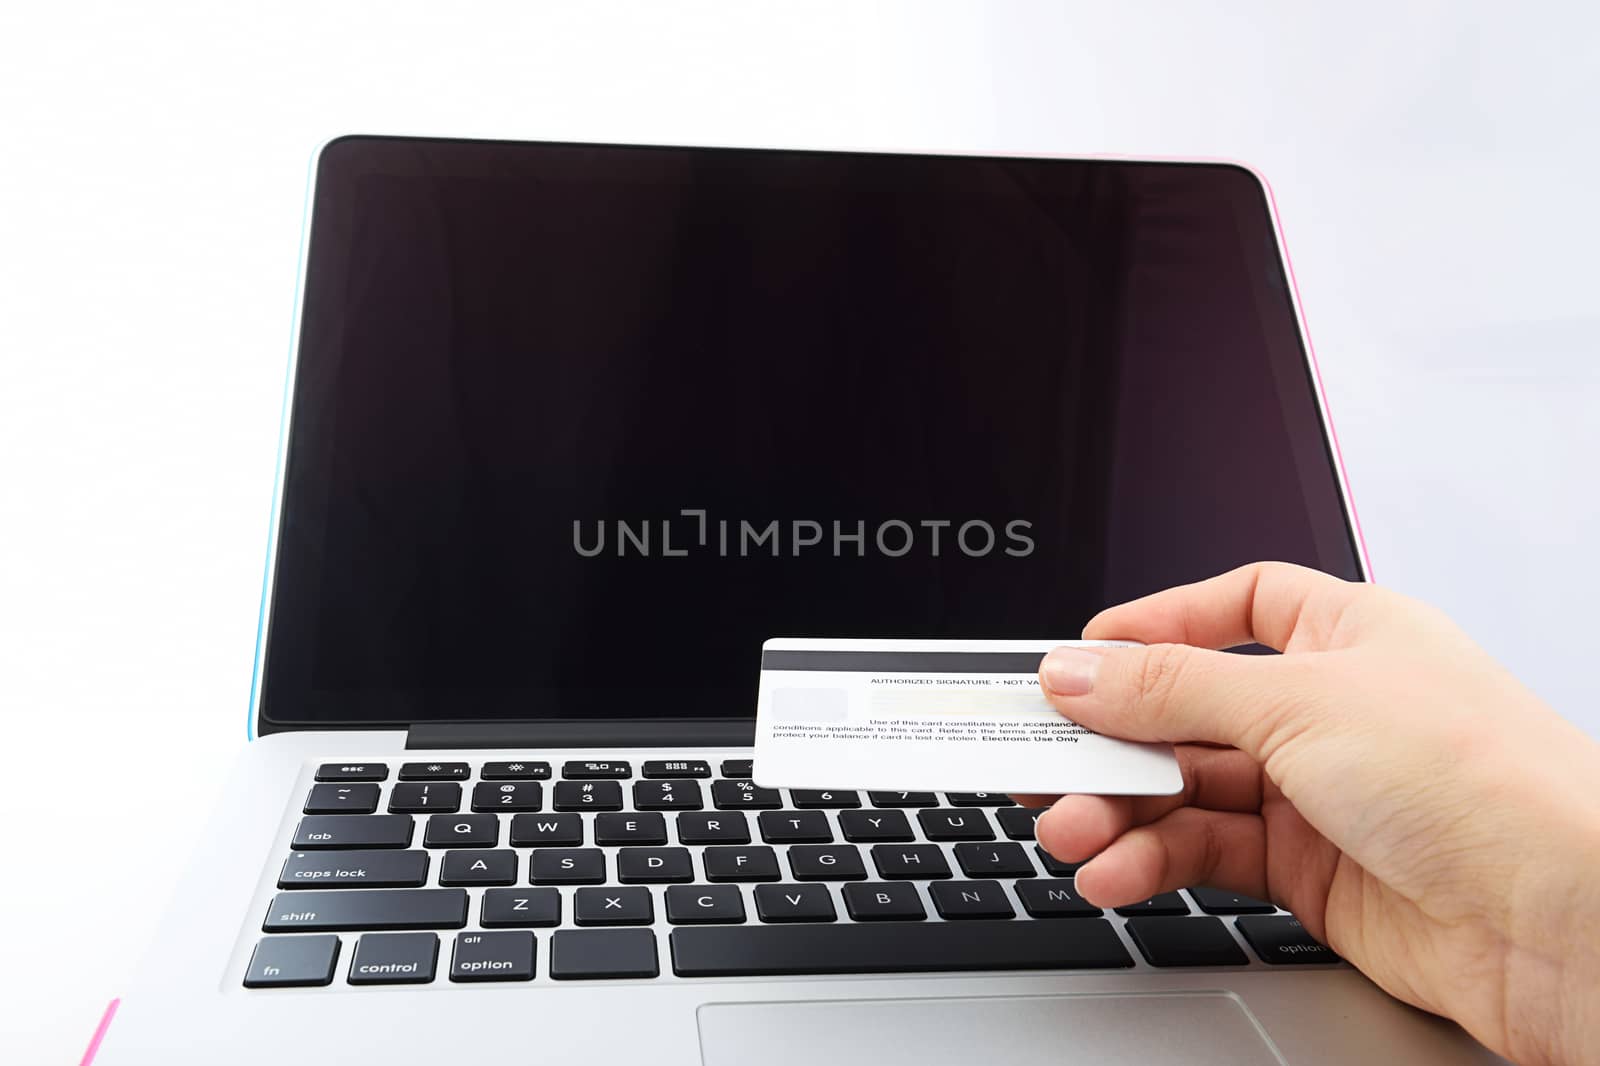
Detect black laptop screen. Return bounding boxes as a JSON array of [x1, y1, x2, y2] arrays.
[[259, 137, 1362, 727]]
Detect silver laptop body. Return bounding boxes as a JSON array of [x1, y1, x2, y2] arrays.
[[93, 136, 1498, 1065]]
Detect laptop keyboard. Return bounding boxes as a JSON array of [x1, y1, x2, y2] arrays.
[[242, 757, 1339, 988]]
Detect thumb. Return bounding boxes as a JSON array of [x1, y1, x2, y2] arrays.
[[1039, 643, 1311, 763]]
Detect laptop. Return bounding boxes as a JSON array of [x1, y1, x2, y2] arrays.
[[90, 136, 1498, 1065]]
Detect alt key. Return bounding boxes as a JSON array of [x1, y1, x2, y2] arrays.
[[451, 931, 536, 981]]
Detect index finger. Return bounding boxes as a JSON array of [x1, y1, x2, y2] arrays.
[[1082, 561, 1363, 652]]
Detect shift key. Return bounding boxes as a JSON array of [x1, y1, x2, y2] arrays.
[[292, 814, 414, 850], [279, 850, 429, 888], [263, 889, 468, 932]]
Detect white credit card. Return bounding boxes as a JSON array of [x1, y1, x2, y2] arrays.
[[753, 638, 1183, 795]]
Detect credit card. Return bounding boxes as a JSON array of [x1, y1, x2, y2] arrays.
[[753, 638, 1183, 795]]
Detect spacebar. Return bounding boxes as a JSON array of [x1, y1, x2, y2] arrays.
[[670, 920, 1133, 976]]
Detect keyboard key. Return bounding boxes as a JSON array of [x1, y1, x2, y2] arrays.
[[842, 881, 926, 921], [711, 780, 782, 809], [665, 884, 746, 924], [481, 887, 561, 928], [423, 813, 499, 849], [675, 811, 751, 844], [529, 848, 606, 885], [439, 849, 517, 886], [703, 845, 781, 882], [348, 932, 439, 984], [399, 762, 470, 781], [618, 847, 695, 883], [303, 782, 380, 814], [754, 883, 837, 922], [837, 809, 915, 842], [870, 844, 952, 880], [946, 793, 1016, 807], [1115, 891, 1189, 916], [549, 928, 659, 979], [954, 842, 1036, 878], [263, 889, 467, 932], [719, 759, 753, 778], [642, 759, 711, 779], [1235, 915, 1341, 964], [1126, 916, 1248, 966], [1034, 846, 1083, 877], [575, 886, 654, 925], [1015, 879, 1102, 918], [595, 812, 669, 845], [243, 934, 340, 987], [292, 814, 413, 850], [315, 762, 388, 782], [1188, 887, 1275, 915], [509, 812, 584, 847], [929, 880, 1014, 919], [997, 806, 1045, 840], [279, 849, 428, 889], [553, 780, 624, 811], [918, 809, 994, 841], [758, 810, 832, 843], [561, 760, 631, 779], [792, 790, 861, 809], [472, 781, 542, 812], [867, 791, 938, 808], [633, 779, 704, 810], [388, 782, 461, 813], [450, 931, 535, 982], [787, 844, 867, 881], [670, 919, 1133, 976], [481, 760, 551, 780]]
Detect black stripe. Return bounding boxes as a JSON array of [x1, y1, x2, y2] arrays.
[[761, 650, 1047, 673]]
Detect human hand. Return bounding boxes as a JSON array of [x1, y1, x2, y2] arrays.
[[1021, 562, 1600, 1066]]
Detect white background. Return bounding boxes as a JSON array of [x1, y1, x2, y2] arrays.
[[2, 1, 1597, 1061]]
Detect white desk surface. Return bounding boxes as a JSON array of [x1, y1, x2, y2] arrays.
[[3, 2, 1596, 1061]]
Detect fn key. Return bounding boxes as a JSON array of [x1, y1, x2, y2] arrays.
[[244, 935, 340, 987]]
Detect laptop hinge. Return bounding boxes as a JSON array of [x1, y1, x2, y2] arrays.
[[405, 720, 756, 750]]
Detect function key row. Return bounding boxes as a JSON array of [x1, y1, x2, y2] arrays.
[[314, 762, 551, 783], [316, 760, 730, 783], [398, 761, 627, 782], [315, 763, 1021, 809], [314, 779, 720, 815], [306, 781, 1038, 823]]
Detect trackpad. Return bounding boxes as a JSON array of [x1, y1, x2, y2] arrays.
[[698, 993, 1282, 1066]]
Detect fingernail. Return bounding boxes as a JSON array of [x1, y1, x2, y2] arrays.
[[1040, 647, 1101, 696]]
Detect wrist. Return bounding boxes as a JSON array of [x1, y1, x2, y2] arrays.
[[1552, 818, 1600, 1065], [1501, 809, 1600, 1065]]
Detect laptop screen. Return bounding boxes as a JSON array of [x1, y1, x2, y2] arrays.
[[259, 137, 1362, 728]]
